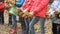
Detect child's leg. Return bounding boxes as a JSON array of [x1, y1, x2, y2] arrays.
[[10, 15, 17, 34], [4, 10, 9, 24], [0, 12, 1, 24], [19, 17, 32, 34], [52, 23, 57, 34], [24, 18, 31, 34], [12, 15, 17, 28], [19, 17, 26, 31], [57, 24, 60, 34], [29, 16, 39, 34], [0, 12, 4, 24], [1, 12, 4, 24], [39, 17, 45, 34], [9, 14, 12, 25], [52, 17, 57, 34]]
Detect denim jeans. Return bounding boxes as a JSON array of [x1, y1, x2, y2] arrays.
[[29, 16, 45, 34], [19, 17, 26, 31], [19, 17, 31, 34], [24, 18, 31, 34], [12, 15, 17, 28]]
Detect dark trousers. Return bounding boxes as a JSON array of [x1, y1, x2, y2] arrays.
[[9, 14, 12, 25], [19, 17, 31, 34], [24, 18, 31, 34], [19, 17, 26, 31], [52, 23, 60, 34], [0, 12, 4, 24]]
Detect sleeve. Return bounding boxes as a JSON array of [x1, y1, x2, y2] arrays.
[[21, 0, 30, 11], [16, 0, 25, 7], [30, 0, 49, 13]]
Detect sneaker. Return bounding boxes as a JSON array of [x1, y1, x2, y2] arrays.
[[10, 28, 17, 34]]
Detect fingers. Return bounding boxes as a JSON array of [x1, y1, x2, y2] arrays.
[[29, 12, 34, 15], [22, 14, 28, 18], [18, 10, 34, 18], [54, 10, 59, 15], [46, 13, 52, 19], [21, 12, 34, 18]]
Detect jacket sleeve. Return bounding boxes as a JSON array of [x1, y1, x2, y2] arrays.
[[21, 0, 27, 10], [21, 0, 31, 11], [16, 0, 25, 7], [48, 0, 59, 15], [31, 0, 49, 13]]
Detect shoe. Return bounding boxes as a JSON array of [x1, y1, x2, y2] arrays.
[[20, 30, 26, 34], [10, 28, 17, 34]]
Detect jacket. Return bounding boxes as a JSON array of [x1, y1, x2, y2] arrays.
[[30, 0, 49, 18], [21, 0, 33, 11], [0, 2, 5, 12], [16, 0, 25, 7], [22, 0, 49, 18]]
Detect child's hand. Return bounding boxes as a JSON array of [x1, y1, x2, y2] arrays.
[[29, 12, 35, 18], [22, 14, 28, 18], [19, 12, 23, 16], [4, 10, 9, 13], [5, 3, 10, 9], [17, 8, 23, 16], [46, 12, 52, 18], [21, 12, 29, 18], [54, 10, 59, 15], [29, 12, 34, 15]]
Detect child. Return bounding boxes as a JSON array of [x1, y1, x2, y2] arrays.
[[16, 0, 28, 34], [48, 0, 60, 34], [9, 0, 25, 34], [0, 0, 5, 24], [53, 11, 60, 34], [29, 0, 49, 34], [21, 0, 33, 34], [4, 0, 10, 25], [7, 0, 17, 34]]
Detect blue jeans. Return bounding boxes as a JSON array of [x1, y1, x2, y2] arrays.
[[19, 17, 26, 31], [29, 16, 45, 34], [24, 18, 32, 34], [12, 15, 17, 28]]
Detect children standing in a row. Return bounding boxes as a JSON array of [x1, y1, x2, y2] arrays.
[[2, 0, 60, 34], [10, 0, 49, 34]]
